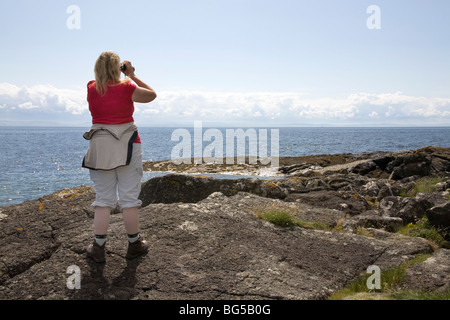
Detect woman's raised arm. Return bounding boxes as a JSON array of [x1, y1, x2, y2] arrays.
[[121, 60, 157, 103]]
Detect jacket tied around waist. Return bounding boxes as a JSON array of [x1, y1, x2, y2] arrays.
[[82, 122, 138, 171]]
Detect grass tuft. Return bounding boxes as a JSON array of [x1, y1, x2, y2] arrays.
[[257, 210, 328, 230], [400, 177, 446, 197], [397, 216, 448, 248], [328, 254, 437, 300]]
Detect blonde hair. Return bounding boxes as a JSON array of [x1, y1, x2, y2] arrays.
[[94, 51, 128, 96]]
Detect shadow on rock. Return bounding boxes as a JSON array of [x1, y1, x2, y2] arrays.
[[67, 256, 144, 300]]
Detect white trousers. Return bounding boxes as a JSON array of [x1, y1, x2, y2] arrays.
[[89, 143, 143, 209]]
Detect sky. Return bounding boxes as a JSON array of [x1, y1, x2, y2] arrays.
[[0, 0, 449, 127]]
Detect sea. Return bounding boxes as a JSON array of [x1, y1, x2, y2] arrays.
[[1, 126, 449, 207]]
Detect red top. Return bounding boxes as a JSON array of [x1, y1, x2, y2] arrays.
[[87, 80, 141, 143]]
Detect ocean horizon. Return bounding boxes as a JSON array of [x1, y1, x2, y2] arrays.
[[1, 126, 449, 206]]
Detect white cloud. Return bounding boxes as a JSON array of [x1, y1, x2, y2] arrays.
[[18, 102, 38, 110], [0, 82, 88, 115], [142, 90, 450, 126], [1, 82, 450, 126]]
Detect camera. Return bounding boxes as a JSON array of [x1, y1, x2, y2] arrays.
[[120, 64, 135, 72]]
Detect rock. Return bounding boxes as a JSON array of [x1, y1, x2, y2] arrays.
[[0, 189, 434, 300], [376, 183, 401, 201], [138, 174, 266, 206], [379, 196, 432, 224], [138, 173, 295, 207], [372, 155, 396, 171], [279, 163, 309, 174], [426, 203, 450, 239], [402, 249, 450, 292], [342, 214, 403, 233], [347, 160, 377, 175], [361, 228, 433, 269], [284, 190, 369, 216], [416, 192, 449, 207], [359, 180, 381, 198], [386, 151, 432, 180]]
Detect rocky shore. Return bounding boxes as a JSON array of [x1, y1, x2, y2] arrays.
[[0, 146, 449, 300]]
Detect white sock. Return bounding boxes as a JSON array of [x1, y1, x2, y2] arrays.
[[94, 234, 107, 246], [127, 233, 140, 243]]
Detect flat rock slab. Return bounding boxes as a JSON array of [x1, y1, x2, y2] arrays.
[[0, 189, 433, 300]]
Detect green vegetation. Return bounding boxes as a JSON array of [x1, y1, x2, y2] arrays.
[[400, 177, 446, 197], [397, 176, 449, 248], [328, 254, 450, 300], [397, 216, 448, 248], [257, 210, 328, 230], [355, 226, 373, 237]]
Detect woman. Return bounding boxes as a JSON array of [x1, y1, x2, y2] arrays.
[[83, 51, 157, 263]]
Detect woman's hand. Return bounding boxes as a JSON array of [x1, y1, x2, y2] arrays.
[[120, 60, 135, 77]]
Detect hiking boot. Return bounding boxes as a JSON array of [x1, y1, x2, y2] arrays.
[[86, 241, 106, 263], [126, 238, 149, 260]]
